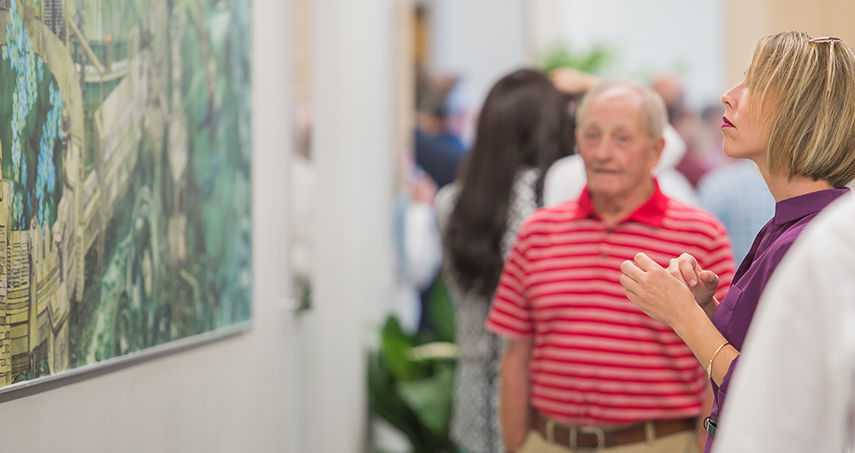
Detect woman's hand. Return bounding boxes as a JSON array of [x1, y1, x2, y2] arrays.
[[667, 253, 720, 315], [620, 252, 703, 328]]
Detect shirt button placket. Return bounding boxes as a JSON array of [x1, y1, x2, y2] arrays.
[[601, 228, 612, 259], [600, 228, 612, 259]]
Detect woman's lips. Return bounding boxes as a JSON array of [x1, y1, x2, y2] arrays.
[[722, 116, 735, 128]]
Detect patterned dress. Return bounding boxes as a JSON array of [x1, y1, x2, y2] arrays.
[[435, 168, 540, 453]]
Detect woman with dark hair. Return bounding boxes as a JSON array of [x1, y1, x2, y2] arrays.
[[435, 68, 573, 453]]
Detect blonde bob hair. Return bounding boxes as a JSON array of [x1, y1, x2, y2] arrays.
[[748, 31, 855, 187]]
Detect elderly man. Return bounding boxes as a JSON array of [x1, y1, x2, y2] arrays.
[[486, 80, 735, 453]]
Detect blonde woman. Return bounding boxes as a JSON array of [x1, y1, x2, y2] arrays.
[[620, 31, 855, 452]]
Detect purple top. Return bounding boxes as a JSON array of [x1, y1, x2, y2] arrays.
[[704, 188, 850, 452]]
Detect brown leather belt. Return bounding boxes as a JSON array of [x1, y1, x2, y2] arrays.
[[533, 411, 696, 449]]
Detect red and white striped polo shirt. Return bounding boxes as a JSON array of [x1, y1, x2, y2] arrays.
[[486, 181, 734, 426]]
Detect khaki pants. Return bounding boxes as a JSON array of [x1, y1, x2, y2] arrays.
[[517, 429, 698, 453]]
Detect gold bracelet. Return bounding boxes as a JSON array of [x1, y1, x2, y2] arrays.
[[707, 341, 730, 381]]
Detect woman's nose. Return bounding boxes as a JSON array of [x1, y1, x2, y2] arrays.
[[721, 89, 734, 110], [721, 79, 743, 110]]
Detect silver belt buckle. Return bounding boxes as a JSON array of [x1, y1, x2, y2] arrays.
[[571, 425, 606, 450]]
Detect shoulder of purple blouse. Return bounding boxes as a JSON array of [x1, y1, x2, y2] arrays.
[[731, 218, 773, 282], [756, 219, 812, 277], [714, 218, 806, 342], [773, 188, 849, 225]]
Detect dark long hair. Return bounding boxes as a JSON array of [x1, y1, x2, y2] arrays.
[[445, 68, 573, 297]]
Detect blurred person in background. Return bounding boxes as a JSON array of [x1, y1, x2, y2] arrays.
[[620, 32, 855, 452], [550, 67, 599, 116], [392, 154, 443, 333], [435, 68, 573, 453], [541, 67, 597, 206], [545, 71, 698, 207], [291, 101, 315, 311], [696, 104, 730, 169], [698, 160, 775, 264], [652, 73, 713, 187], [489, 79, 734, 453], [415, 73, 468, 189], [413, 72, 470, 332]]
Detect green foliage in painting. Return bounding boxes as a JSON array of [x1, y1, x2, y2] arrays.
[[0, 0, 64, 232], [0, 0, 252, 388]]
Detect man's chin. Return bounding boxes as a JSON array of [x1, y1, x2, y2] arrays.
[[586, 178, 620, 193], [587, 185, 620, 198]]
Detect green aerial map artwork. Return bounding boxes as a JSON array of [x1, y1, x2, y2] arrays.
[[0, 0, 252, 388]]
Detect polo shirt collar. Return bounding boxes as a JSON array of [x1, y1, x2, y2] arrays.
[[772, 187, 850, 225], [574, 178, 668, 227]]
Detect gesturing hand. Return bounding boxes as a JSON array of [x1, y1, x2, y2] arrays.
[[667, 253, 719, 312], [619, 252, 701, 328]]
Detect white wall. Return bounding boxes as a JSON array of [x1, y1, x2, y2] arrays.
[[0, 1, 299, 451], [429, 0, 529, 114], [427, 0, 724, 113], [545, 0, 725, 109], [303, 0, 397, 452]]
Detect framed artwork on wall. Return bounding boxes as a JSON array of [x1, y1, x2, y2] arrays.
[[0, 0, 252, 396]]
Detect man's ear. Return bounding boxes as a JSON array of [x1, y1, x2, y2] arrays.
[[650, 135, 665, 170]]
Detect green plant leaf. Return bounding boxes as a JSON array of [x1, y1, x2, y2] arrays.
[[368, 351, 425, 447], [395, 363, 455, 438], [380, 315, 424, 381], [370, 315, 458, 452], [428, 279, 456, 343], [540, 44, 617, 74]]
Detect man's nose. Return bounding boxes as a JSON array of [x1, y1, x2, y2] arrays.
[[592, 139, 613, 161]]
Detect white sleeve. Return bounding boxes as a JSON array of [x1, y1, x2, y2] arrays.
[[714, 196, 855, 453], [404, 202, 443, 291], [543, 155, 586, 207]]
